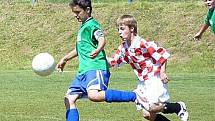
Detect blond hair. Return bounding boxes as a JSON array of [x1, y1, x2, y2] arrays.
[[116, 15, 137, 33]]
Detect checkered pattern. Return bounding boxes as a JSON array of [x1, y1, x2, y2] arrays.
[[110, 36, 170, 81]]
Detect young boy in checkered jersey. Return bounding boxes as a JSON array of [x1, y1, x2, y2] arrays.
[[108, 14, 189, 121], [56, 1, 148, 121], [194, 0, 215, 40]]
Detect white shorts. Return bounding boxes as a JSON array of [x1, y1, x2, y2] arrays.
[[137, 75, 170, 104]]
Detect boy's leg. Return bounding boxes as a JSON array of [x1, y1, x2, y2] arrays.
[[154, 114, 170, 121], [66, 109, 79, 121], [86, 70, 146, 104], [104, 89, 148, 109], [65, 94, 80, 121], [142, 108, 170, 121], [87, 89, 146, 105], [104, 89, 136, 102], [149, 102, 188, 121], [136, 76, 188, 121], [65, 74, 85, 121], [163, 102, 188, 121]]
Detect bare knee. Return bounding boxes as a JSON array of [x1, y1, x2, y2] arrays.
[[142, 111, 151, 120], [149, 103, 164, 113], [64, 95, 79, 110], [64, 97, 71, 110], [88, 90, 104, 102], [142, 110, 156, 121]]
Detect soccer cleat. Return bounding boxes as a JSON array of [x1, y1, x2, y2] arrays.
[[133, 89, 149, 110], [177, 101, 189, 121]]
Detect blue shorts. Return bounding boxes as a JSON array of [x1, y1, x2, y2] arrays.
[[66, 70, 110, 97]]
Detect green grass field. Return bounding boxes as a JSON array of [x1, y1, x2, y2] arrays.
[[0, 70, 215, 121], [1, 0, 215, 121]]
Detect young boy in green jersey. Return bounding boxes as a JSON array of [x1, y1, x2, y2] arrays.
[[194, 0, 215, 40], [56, 0, 146, 121]]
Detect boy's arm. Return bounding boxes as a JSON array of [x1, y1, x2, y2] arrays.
[[56, 48, 78, 72], [160, 61, 169, 84], [106, 56, 114, 68], [145, 41, 170, 65], [194, 9, 211, 40], [90, 29, 105, 58], [144, 40, 170, 83], [108, 44, 126, 68], [90, 36, 105, 58], [61, 48, 78, 62], [193, 24, 209, 40]]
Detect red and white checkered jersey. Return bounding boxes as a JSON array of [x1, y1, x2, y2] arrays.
[[110, 36, 170, 81]]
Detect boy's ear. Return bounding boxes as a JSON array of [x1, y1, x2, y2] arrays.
[[86, 7, 91, 14], [130, 27, 135, 32]]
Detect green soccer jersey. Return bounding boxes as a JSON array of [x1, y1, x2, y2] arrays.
[[205, 9, 215, 33], [76, 17, 109, 74]]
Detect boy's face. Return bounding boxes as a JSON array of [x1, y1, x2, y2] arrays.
[[203, 0, 215, 10], [71, 5, 90, 23], [117, 24, 132, 42]]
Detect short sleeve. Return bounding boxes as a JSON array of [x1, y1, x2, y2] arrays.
[[205, 10, 212, 26], [144, 41, 170, 65]]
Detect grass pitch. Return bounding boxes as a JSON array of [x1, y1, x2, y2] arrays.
[[1, 0, 215, 121], [0, 70, 215, 121]]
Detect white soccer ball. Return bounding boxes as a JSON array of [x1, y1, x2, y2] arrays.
[[32, 53, 56, 76]]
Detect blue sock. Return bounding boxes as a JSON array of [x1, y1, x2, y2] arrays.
[[66, 108, 79, 121], [105, 89, 136, 103]]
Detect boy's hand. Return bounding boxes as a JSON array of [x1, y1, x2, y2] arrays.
[[160, 72, 169, 84], [193, 32, 202, 41], [90, 49, 99, 58], [56, 59, 67, 72]]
